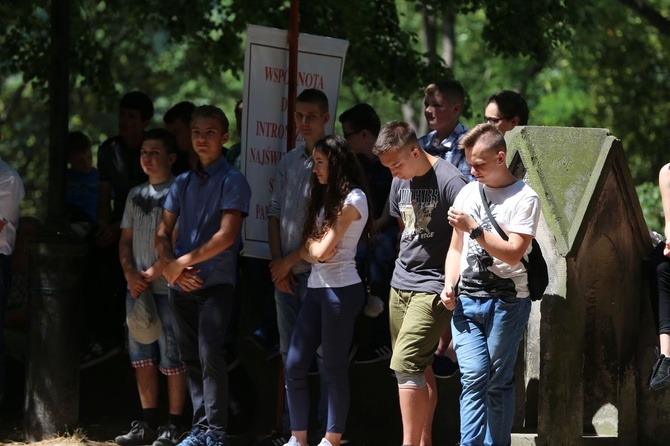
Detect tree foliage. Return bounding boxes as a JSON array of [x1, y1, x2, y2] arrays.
[[0, 0, 669, 226]]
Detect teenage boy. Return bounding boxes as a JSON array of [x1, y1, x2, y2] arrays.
[[442, 123, 539, 446], [156, 105, 251, 446], [418, 80, 473, 181], [266, 88, 329, 444], [164, 101, 197, 175], [115, 129, 187, 446], [373, 121, 467, 446]]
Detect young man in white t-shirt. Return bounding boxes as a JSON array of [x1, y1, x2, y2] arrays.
[[441, 123, 540, 446]]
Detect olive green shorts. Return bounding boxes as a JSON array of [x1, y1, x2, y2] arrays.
[[389, 287, 452, 375]]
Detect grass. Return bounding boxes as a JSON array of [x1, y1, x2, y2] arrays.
[[1, 428, 112, 445]]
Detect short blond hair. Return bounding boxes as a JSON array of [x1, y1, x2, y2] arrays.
[[460, 123, 506, 154]]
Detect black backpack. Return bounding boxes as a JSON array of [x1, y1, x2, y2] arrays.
[[479, 184, 549, 301]]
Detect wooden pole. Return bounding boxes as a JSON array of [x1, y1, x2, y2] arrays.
[[270, 1, 299, 434], [286, 0, 299, 152]]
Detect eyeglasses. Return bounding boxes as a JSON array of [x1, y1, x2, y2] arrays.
[[485, 116, 511, 124], [343, 128, 363, 139]]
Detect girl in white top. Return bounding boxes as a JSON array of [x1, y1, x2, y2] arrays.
[[283, 135, 372, 446]]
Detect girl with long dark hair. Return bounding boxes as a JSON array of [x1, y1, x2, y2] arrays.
[[283, 135, 373, 446]]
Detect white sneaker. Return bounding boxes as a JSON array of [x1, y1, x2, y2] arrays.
[[316, 439, 333, 446], [283, 436, 302, 446]]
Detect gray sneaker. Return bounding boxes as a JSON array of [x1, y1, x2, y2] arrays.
[[115, 421, 158, 445], [153, 424, 180, 446]]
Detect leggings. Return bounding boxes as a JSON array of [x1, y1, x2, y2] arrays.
[[285, 283, 365, 434], [651, 242, 670, 334]]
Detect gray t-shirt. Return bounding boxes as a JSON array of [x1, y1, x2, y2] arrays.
[[390, 158, 467, 294], [120, 179, 174, 295]]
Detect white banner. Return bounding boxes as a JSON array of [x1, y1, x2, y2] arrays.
[[241, 24, 349, 259]]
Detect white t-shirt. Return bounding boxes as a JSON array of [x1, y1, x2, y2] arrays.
[[308, 188, 368, 289], [454, 180, 540, 298]]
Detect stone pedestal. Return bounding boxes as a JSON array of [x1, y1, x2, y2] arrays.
[[24, 236, 86, 441]]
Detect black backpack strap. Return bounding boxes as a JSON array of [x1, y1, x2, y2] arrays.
[[479, 183, 507, 241]]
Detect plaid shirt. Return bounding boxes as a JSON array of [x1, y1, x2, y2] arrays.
[[267, 146, 313, 275], [418, 122, 475, 182]]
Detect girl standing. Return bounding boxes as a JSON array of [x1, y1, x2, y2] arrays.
[[284, 135, 372, 446]]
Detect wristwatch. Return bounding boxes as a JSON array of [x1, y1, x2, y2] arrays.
[[470, 226, 484, 240]]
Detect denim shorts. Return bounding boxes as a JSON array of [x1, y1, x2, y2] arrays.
[[125, 291, 185, 375]]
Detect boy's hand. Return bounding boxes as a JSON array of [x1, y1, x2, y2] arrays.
[[142, 264, 164, 283], [275, 274, 297, 295], [269, 257, 293, 283], [163, 258, 186, 286], [447, 206, 476, 233], [174, 268, 203, 292], [440, 284, 458, 311], [126, 270, 149, 298]]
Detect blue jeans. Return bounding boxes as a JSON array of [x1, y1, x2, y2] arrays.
[[452, 295, 532, 446], [275, 272, 310, 363], [285, 283, 365, 433], [274, 272, 327, 433]]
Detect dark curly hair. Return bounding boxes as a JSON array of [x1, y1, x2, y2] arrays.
[[301, 135, 373, 244]]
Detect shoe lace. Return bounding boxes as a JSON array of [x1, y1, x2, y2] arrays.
[[129, 420, 145, 434]]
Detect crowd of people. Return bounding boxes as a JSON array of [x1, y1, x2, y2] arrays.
[[0, 78, 667, 446]]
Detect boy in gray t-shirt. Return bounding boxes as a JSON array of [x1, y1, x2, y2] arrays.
[[373, 121, 467, 446], [116, 129, 186, 446]]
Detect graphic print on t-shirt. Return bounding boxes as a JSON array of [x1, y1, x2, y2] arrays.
[[459, 200, 517, 297], [132, 192, 168, 216], [398, 188, 438, 241]]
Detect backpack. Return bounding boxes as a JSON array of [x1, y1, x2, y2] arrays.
[[479, 184, 549, 301]]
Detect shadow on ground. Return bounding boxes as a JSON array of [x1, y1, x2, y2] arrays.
[[1, 334, 462, 445]]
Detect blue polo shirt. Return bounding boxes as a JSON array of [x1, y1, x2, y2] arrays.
[[164, 155, 251, 289]]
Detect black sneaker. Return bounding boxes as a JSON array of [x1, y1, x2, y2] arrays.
[[115, 421, 158, 445], [649, 349, 670, 391], [153, 424, 180, 446], [432, 354, 459, 379], [352, 345, 392, 364], [253, 432, 291, 446]]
